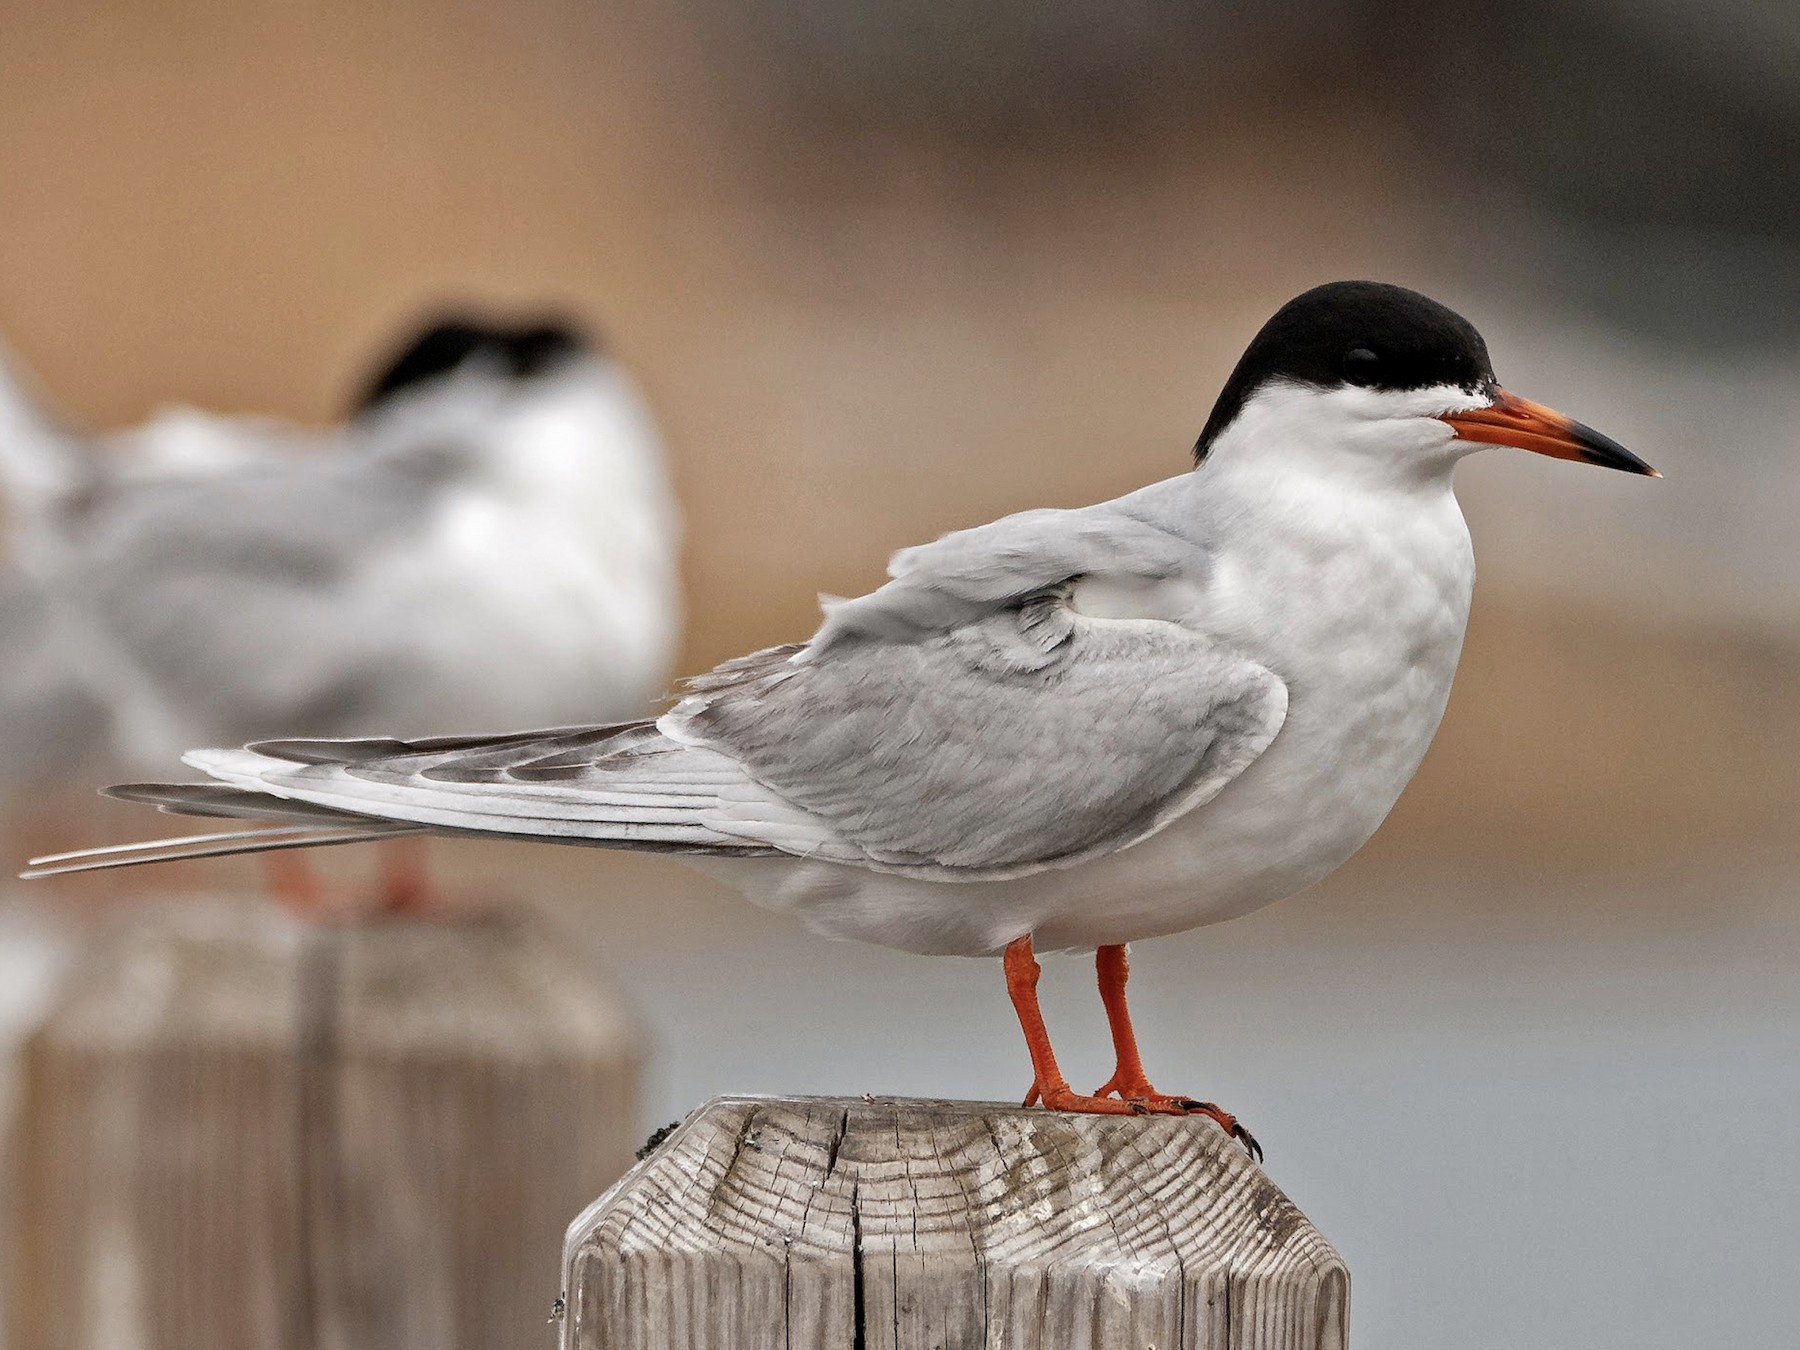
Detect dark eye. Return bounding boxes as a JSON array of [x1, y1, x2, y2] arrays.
[[1342, 347, 1381, 384]]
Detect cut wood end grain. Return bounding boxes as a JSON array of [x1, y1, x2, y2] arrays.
[[8, 896, 645, 1350], [563, 1095, 1348, 1350]]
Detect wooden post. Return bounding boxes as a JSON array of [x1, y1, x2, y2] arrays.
[[561, 1095, 1348, 1350], [7, 898, 643, 1350]]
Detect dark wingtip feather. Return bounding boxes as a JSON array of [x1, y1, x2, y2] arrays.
[[246, 737, 419, 765], [104, 781, 375, 825], [245, 724, 637, 768]]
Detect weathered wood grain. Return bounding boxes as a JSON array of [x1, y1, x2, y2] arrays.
[[6, 898, 643, 1350], [563, 1096, 1348, 1350]]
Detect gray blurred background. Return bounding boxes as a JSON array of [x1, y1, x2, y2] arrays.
[[0, 1, 1795, 1347]]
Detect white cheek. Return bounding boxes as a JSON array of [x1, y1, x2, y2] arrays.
[[1343, 383, 1488, 465], [1389, 414, 1462, 455]]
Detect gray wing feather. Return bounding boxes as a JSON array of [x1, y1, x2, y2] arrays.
[[176, 725, 791, 851]]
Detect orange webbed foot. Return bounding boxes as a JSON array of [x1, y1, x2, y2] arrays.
[[1023, 1079, 1147, 1116]]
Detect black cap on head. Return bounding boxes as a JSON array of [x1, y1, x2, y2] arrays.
[[1193, 282, 1496, 463], [351, 314, 598, 415], [506, 323, 587, 379]]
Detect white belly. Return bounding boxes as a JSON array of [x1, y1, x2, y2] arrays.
[[695, 485, 1475, 957]]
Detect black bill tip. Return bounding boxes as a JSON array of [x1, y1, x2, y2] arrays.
[[1572, 420, 1660, 477]]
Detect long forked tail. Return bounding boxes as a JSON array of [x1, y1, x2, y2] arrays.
[[20, 720, 785, 879], [20, 782, 424, 879]]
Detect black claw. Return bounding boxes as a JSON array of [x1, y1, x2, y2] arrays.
[[1186, 1099, 1262, 1162], [1236, 1127, 1264, 1164]]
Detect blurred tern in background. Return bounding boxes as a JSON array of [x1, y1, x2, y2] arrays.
[[28, 282, 1654, 1148], [4, 315, 681, 909]]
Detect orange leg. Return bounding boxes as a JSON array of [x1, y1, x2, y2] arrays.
[[1005, 935, 1135, 1115], [375, 836, 433, 915], [260, 850, 326, 915], [1092, 943, 1261, 1159]]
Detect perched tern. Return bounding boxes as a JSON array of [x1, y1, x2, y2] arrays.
[[7, 315, 681, 907], [27, 282, 1654, 1148]]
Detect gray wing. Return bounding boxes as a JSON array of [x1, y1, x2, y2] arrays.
[[667, 608, 1285, 873], [65, 444, 459, 586], [658, 496, 1285, 871]]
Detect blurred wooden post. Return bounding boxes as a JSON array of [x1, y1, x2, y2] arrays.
[[561, 1096, 1349, 1350], [6, 898, 643, 1350]]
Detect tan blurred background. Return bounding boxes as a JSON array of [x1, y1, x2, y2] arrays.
[[0, 2, 1796, 1347]]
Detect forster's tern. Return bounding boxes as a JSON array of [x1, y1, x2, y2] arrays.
[[27, 283, 1654, 1147], [7, 315, 681, 908]]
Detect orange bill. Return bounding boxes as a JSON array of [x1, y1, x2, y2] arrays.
[[1442, 388, 1659, 476]]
